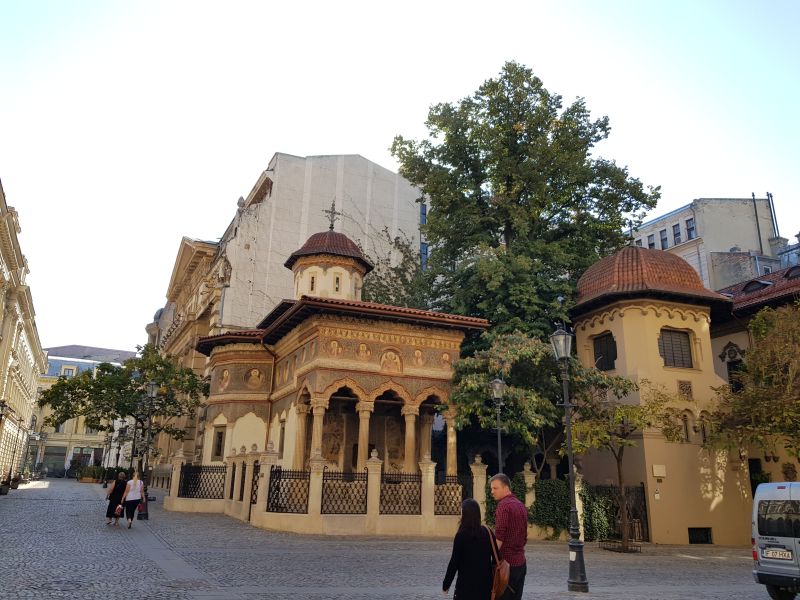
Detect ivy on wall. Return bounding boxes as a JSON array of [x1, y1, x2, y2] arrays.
[[529, 479, 569, 537], [579, 485, 615, 541]]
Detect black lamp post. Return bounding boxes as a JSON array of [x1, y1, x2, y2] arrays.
[[142, 381, 158, 479], [550, 326, 589, 593], [115, 425, 127, 468], [490, 378, 506, 473]]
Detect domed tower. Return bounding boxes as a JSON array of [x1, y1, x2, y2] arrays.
[[284, 228, 373, 301]]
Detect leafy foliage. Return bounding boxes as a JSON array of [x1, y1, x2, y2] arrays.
[[529, 478, 570, 537], [360, 227, 428, 309], [710, 304, 800, 455], [39, 344, 209, 450], [391, 61, 659, 337], [580, 485, 616, 542]]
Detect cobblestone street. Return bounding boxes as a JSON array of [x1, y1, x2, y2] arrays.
[[0, 479, 768, 600]]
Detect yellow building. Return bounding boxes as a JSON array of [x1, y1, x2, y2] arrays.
[[161, 228, 488, 536], [572, 246, 752, 546]]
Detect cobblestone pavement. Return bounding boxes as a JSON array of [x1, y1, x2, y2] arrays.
[[0, 479, 770, 600]]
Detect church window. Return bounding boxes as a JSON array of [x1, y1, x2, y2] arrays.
[[310, 276, 315, 292], [682, 413, 691, 442], [212, 427, 225, 461], [592, 333, 617, 371], [335, 276, 340, 292], [278, 419, 286, 459], [658, 329, 693, 368]]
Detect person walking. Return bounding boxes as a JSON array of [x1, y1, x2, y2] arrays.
[[490, 474, 528, 600], [105, 471, 127, 525], [120, 471, 144, 529], [442, 498, 494, 599]]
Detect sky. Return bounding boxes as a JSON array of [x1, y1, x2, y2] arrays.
[[1, 0, 798, 353]]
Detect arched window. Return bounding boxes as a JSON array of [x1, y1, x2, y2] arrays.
[[682, 413, 691, 442], [592, 332, 617, 371], [699, 413, 709, 444], [310, 276, 316, 292]]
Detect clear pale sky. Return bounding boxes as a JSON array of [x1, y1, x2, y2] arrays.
[[1, 0, 797, 353]]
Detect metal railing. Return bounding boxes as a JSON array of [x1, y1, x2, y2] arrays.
[[379, 471, 421, 515], [250, 462, 260, 505], [178, 465, 226, 499], [434, 475, 462, 515], [266, 466, 310, 514], [321, 468, 368, 514], [239, 463, 247, 501]]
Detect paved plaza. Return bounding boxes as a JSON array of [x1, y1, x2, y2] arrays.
[[0, 479, 768, 600]]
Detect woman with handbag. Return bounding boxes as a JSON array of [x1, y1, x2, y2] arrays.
[[442, 498, 494, 599], [105, 471, 127, 525], [120, 471, 144, 529]]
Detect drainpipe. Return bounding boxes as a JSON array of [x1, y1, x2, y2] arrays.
[[690, 206, 707, 286], [767, 192, 779, 237], [752, 193, 764, 255]]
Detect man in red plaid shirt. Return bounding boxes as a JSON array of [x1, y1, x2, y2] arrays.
[[490, 473, 527, 600]]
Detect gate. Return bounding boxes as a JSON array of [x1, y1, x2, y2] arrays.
[[266, 466, 310, 513]]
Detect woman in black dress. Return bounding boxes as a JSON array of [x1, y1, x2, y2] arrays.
[[105, 471, 127, 525], [443, 498, 494, 599]]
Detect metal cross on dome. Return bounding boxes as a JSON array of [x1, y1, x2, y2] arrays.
[[323, 198, 342, 231]]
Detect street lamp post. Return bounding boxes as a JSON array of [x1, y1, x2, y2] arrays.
[[115, 425, 127, 469], [490, 378, 506, 473], [101, 433, 112, 487], [550, 326, 589, 594], [7, 416, 25, 484]]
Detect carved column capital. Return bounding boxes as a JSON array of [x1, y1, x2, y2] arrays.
[[356, 401, 375, 415], [401, 404, 419, 418]]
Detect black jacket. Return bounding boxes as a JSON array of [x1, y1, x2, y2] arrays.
[[443, 527, 494, 600]]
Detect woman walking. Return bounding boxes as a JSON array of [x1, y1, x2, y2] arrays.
[[105, 471, 127, 525], [120, 471, 144, 529], [443, 498, 494, 599]]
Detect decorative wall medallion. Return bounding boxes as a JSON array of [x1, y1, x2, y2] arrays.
[[380, 350, 402, 373], [413, 349, 424, 366], [245, 368, 264, 389], [440, 352, 451, 367], [328, 339, 343, 356], [718, 341, 745, 363], [357, 343, 372, 361]]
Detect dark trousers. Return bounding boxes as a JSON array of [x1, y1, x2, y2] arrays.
[[499, 564, 526, 600], [123, 499, 140, 520]]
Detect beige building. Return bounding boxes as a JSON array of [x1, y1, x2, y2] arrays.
[[0, 178, 47, 484], [631, 197, 786, 290], [31, 346, 136, 475], [147, 153, 424, 461], [159, 228, 489, 537], [572, 246, 752, 546]]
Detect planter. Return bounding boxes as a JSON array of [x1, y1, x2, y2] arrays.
[[79, 477, 95, 483]]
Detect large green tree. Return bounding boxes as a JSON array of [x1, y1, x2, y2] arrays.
[[39, 344, 209, 470], [391, 61, 659, 337], [710, 303, 800, 455]]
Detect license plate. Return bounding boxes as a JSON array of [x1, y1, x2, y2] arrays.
[[762, 548, 793, 560]]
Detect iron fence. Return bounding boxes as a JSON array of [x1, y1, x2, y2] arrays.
[[239, 463, 247, 501], [266, 466, 310, 513], [178, 465, 226, 499], [380, 471, 421, 515], [250, 462, 260, 505], [229, 463, 236, 500], [321, 468, 368, 514], [434, 475, 462, 515]]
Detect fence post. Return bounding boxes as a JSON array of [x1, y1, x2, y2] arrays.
[[522, 461, 536, 508], [169, 449, 185, 498], [308, 452, 326, 520], [241, 446, 258, 521], [365, 449, 382, 533], [258, 442, 278, 511], [224, 448, 237, 503], [470, 455, 488, 521], [419, 455, 436, 529]]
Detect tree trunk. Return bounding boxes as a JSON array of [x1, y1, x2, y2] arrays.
[[615, 447, 629, 551]]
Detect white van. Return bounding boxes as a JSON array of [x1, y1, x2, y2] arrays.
[[753, 482, 800, 600]]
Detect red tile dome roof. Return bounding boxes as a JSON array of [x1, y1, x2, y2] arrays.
[[284, 230, 374, 273], [573, 246, 729, 315]]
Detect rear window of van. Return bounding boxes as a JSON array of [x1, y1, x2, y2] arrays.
[[758, 500, 800, 538]]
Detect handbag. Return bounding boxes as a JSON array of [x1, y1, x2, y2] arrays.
[[114, 504, 123, 517], [483, 525, 511, 600], [137, 500, 146, 513]]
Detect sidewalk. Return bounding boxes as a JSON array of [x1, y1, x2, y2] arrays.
[[0, 479, 765, 600]]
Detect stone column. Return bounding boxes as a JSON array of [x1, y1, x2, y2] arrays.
[[419, 455, 436, 530], [169, 448, 185, 498], [308, 452, 326, 520], [522, 461, 537, 508], [402, 405, 419, 473], [355, 401, 374, 472], [470, 455, 489, 522], [547, 458, 560, 480], [293, 404, 310, 470], [365, 449, 383, 534], [419, 413, 434, 466], [257, 442, 279, 511], [445, 411, 458, 476], [310, 399, 328, 458]]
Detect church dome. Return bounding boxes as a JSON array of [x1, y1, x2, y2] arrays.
[[573, 246, 728, 315], [284, 230, 374, 274]]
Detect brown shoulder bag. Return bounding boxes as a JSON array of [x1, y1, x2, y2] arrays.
[[483, 525, 511, 599]]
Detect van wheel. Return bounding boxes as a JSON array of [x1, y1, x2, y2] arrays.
[[766, 585, 797, 600]]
